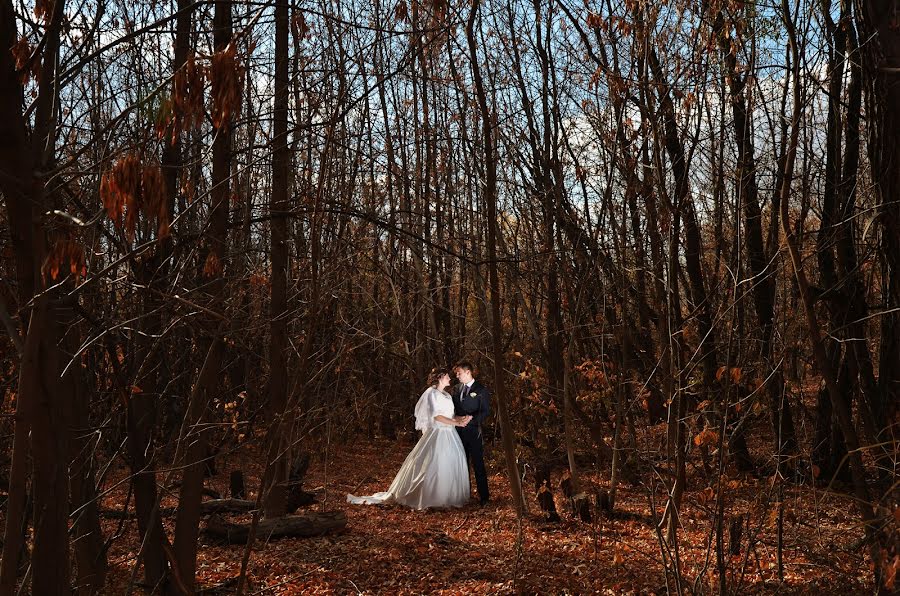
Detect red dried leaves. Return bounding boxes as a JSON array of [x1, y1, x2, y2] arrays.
[[158, 45, 244, 141], [100, 153, 170, 241], [34, 0, 55, 22], [10, 37, 41, 85], [42, 237, 86, 284], [209, 43, 244, 131], [158, 53, 206, 143]]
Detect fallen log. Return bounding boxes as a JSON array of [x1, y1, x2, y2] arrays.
[[203, 511, 347, 544], [200, 499, 256, 515], [102, 499, 255, 519]]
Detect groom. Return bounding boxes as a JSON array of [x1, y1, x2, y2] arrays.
[[452, 361, 490, 506]]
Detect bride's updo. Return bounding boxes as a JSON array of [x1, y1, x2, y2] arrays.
[[427, 367, 450, 388]]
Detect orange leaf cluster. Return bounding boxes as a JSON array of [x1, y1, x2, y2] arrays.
[[586, 12, 604, 30], [716, 365, 742, 383], [203, 252, 222, 278], [575, 359, 614, 388], [607, 72, 626, 104], [394, 0, 408, 23], [159, 53, 206, 144], [34, 0, 54, 22], [42, 238, 86, 284], [884, 551, 900, 591], [11, 37, 41, 85], [424, 0, 448, 30], [209, 42, 245, 130], [292, 12, 310, 38], [694, 428, 719, 447], [100, 153, 170, 241], [248, 271, 269, 289], [697, 486, 716, 506]]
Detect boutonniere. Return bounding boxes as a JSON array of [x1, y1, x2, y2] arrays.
[[470, 392, 477, 398]]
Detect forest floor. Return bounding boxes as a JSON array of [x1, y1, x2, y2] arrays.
[[90, 423, 877, 595]]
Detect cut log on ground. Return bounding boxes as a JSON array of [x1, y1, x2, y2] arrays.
[[200, 499, 256, 515], [102, 499, 255, 519], [202, 511, 347, 544]]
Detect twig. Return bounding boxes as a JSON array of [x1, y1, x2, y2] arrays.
[[350, 476, 373, 496], [452, 514, 470, 532]]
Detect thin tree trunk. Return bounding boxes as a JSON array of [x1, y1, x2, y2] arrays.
[[69, 328, 107, 595], [467, 0, 525, 515], [172, 1, 232, 586], [263, 0, 290, 519]]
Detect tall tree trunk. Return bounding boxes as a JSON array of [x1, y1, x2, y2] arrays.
[[467, 0, 526, 515], [127, 1, 192, 589], [0, 2, 35, 585], [263, 0, 290, 519], [858, 0, 900, 433], [647, 46, 718, 409], [173, 0, 232, 586], [69, 325, 106, 595], [0, 0, 72, 591]]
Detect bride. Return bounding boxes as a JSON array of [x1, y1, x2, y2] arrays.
[[347, 368, 471, 510]]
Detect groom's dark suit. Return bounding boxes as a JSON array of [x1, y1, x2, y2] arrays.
[[452, 380, 490, 504]]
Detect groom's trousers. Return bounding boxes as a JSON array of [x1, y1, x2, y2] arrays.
[[458, 426, 489, 503]]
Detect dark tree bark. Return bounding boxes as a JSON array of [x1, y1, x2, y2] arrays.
[[0, 0, 72, 591], [467, 0, 526, 515], [69, 329, 107, 595], [172, 0, 233, 586], [858, 0, 900, 433], [263, 0, 290, 519]]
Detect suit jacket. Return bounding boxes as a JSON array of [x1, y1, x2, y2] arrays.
[[452, 380, 491, 431]]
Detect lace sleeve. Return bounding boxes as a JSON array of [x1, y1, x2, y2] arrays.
[[413, 388, 435, 431]]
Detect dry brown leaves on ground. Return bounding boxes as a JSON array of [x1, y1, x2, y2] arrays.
[[85, 432, 880, 594]]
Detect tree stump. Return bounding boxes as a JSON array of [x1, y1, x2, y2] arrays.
[[559, 474, 573, 499], [286, 453, 316, 513], [537, 484, 559, 523], [558, 472, 592, 522], [596, 489, 613, 515], [204, 443, 219, 477], [729, 515, 743, 555], [572, 493, 592, 523], [230, 470, 245, 499]]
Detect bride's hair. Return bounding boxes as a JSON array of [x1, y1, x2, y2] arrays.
[[427, 367, 449, 388]]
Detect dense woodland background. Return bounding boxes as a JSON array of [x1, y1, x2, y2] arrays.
[[1, 0, 899, 592]]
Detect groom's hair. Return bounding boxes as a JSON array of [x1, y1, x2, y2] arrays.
[[454, 360, 475, 374]]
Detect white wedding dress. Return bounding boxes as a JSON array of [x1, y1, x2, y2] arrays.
[[347, 387, 470, 510]]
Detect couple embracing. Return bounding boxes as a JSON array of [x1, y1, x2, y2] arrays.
[[347, 361, 490, 509]]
